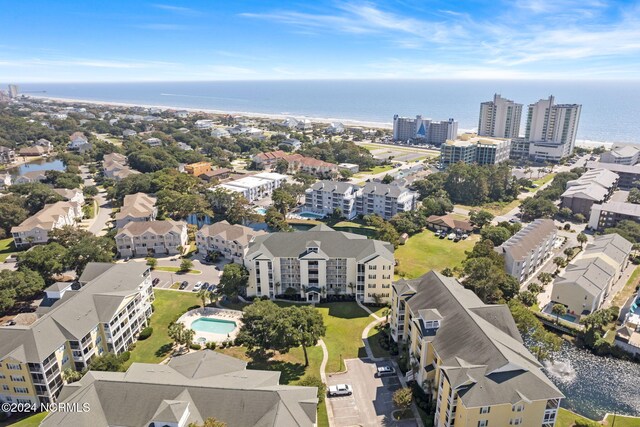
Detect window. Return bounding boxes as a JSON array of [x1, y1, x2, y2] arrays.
[[480, 407, 490, 414], [14, 387, 29, 394], [478, 421, 488, 427], [7, 363, 21, 370], [10, 375, 25, 382], [512, 404, 524, 412], [509, 418, 522, 425], [2, 385, 8, 391]]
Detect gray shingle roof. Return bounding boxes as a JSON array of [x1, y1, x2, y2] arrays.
[[396, 271, 562, 407], [309, 180, 356, 194], [197, 220, 267, 246], [497, 219, 556, 261], [42, 350, 318, 427], [246, 225, 394, 263]]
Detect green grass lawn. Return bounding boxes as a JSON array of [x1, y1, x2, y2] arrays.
[[395, 230, 479, 279], [367, 324, 392, 359], [154, 266, 202, 274], [556, 408, 597, 427], [332, 220, 377, 237], [604, 414, 640, 426], [612, 265, 640, 307], [126, 289, 201, 366], [532, 173, 556, 187], [354, 164, 394, 176], [0, 412, 47, 427], [0, 238, 20, 262]]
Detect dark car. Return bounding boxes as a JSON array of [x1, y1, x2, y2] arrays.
[[179, 281, 189, 290], [152, 278, 160, 286]]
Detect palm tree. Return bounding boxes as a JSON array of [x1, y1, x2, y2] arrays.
[[551, 304, 567, 324], [197, 288, 209, 310], [577, 232, 588, 248]]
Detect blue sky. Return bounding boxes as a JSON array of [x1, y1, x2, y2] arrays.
[[1, 0, 639, 82]]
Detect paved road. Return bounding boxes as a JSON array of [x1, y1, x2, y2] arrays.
[[129, 254, 227, 292], [79, 166, 113, 236], [326, 358, 417, 427]]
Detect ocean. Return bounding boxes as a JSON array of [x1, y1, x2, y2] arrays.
[[17, 79, 640, 144]]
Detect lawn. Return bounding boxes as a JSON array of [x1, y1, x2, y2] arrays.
[[0, 412, 47, 427], [354, 164, 394, 176], [154, 266, 202, 274], [556, 408, 597, 427], [532, 173, 556, 188], [457, 199, 522, 216], [0, 238, 20, 262], [367, 323, 392, 359], [612, 265, 640, 307], [604, 414, 640, 426], [126, 289, 201, 366], [395, 230, 479, 279], [332, 220, 377, 237]]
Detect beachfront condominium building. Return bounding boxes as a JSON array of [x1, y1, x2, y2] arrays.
[[440, 135, 511, 167], [560, 169, 619, 216], [245, 225, 395, 303], [304, 180, 418, 220], [0, 263, 154, 406], [600, 145, 640, 166], [393, 115, 458, 145], [478, 93, 523, 139], [390, 271, 563, 427], [551, 234, 632, 319], [41, 350, 318, 427], [496, 219, 557, 283], [196, 220, 267, 263], [11, 201, 84, 248], [115, 220, 188, 258], [525, 95, 582, 161], [355, 182, 418, 220], [114, 192, 157, 229], [213, 172, 287, 203]]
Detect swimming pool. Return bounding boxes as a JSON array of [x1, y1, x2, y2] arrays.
[[254, 207, 267, 215], [191, 318, 237, 335], [298, 211, 326, 219]]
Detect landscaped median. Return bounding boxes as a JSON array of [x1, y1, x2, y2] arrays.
[[154, 266, 202, 274]]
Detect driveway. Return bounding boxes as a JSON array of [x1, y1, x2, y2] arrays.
[[326, 358, 418, 427], [130, 254, 228, 292]]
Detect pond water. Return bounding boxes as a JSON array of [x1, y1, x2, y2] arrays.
[[10, 158, 66, 177], [541, 341, 640, 419]]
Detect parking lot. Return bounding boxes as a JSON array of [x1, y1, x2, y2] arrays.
[[326, 358, 417, 427]]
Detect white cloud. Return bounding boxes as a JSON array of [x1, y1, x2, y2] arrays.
[[152, 4, 200, 16]]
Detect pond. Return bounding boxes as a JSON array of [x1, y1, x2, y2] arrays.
[[541, 341, 640, 419], [9, 158, 66, 177]]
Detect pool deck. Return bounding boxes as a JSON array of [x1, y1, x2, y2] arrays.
[[178, 307, 243, 343], [288, 211, 327, 220]]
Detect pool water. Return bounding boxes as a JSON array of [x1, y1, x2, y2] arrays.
[[191, 318, 237, 334], [254, 207, 267, 215], [298, 211, 326, 219]]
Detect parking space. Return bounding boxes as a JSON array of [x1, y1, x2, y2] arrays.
[[327, 358, 415, 427]]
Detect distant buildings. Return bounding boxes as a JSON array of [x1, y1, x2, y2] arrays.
[[478, 93, 523, 139], [252, 150, 338, 177], [440, 135, 511, 167], [41, 351, 318, 427], [496, 219, 557, 283], [67, 131, 91, 151], [588, 201, 640, 231], [196, 220, 267, 263], [392, 115, 458, 145], [0, 263, 154, 406], [600, 145, 640, 166], [424, 214, 473, 234], [184, 161, 212, 177], [214, 172, 288, 203], [551, 234, 632, 318], [114, 193, 157, 229], [102, 152, 139, 181], [326, 122, 345, 134], [304, 180, 418, 220], [11, 201, 84, 248], [115, 220, 188, 258], [560, 169, 619, 216], [585, 161, 640, 190], [245, 224, 395, 303], [526, 96, 582, 161], [390, 271, 563, 427], [194, 119, 214, 129], [0, 146, 16, 164], [143, 137, 162, 147]]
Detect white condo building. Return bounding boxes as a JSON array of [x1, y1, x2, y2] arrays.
[[392, 115, 458, 145], [478, 93, 523, 139], [213, 172, 287, 203], [525, 96, 582, 161]]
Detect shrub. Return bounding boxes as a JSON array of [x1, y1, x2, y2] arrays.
[[205, 342, 217, 350], [392, 388, 413, 410], [190, 343, 202, 350], [120, 351, 131, 362], [574, 419, 599, 427], [298, 375, 326, 403], [138, 327, 153, 340]]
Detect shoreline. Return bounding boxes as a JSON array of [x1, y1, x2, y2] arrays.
[[28, 94, 614, 148]]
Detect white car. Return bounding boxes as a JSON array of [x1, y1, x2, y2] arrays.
[[376, 366, 396, 377], [447, 233, 456, 240], [328, 384, 353, 397], [192, 281, 203, 292]]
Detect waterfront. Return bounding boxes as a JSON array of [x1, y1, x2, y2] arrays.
[[9, 158, 65, 178], [543, 341, 640, 420]]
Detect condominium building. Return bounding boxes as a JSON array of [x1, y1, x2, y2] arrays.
[[102, 152, 140, 182], [525, 96, 582, 161], [560, 169, 619, 216], [390, 271, 563, 427], [11, 201, 83, 248], [0, 263, 154, 406], [0, 146, 16, 164], [114, 193, 157, 229], [355, 182, 418, 220], [440, 135, 511, 167], [41, 350, 318, 427], [496, 219, 557, 282], [304, 181, 360, 219], [393, 115, 458, 145], [551, 234, 632, 318], [213, 172, 287, 203], [245, 225, 395, 303], [196, 220, 267, 263], [115, 220, 188, 258], [478, 93, 523, 139], [588, 201, 640, 231], [600, 145, 640, 166], [585, 161, 640, 190]]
